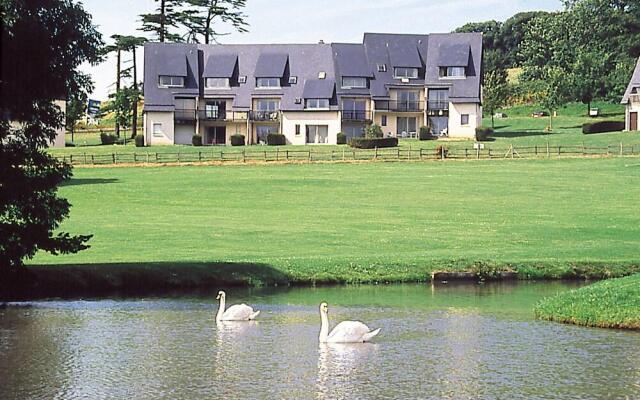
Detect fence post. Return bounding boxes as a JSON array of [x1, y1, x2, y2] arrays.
[[557, 146, 561, 156], [91, 154, 95, 165], [420, 148, 423, 160], [155, 152, 158, 163], [146, 153, 149, 164], [620, 141, 623, 156], [488, 148, 491, 159], [308, 151, 312, 162], [133, 153, 137, 163], [276, 148, 279, 161], [198, 151, 202, 162], [70, 154, 73, 165], [112, 153, 116, 164], [408, 145, 411, 160], [331, 150, 334, 161], [264, 151, 267, 162], [374, 146, 378, 160], [510, 144, 514, 159], [243, 149, 246, 163], [465, 148, 468, 159], [397, 147, 400, 160], [84, 152, 87, 164], [178, 152, 181, 163], [546, 141, 550, 158], [342, 148, 345, 161], [582, 141, 586, 156], [286, 150, 289, 161]]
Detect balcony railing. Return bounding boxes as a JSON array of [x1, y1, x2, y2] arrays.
[[341, 110, 372, 122], [427, 100, 449, 111], [197, 110, 248, 121], [375, 100, 424, 112], [250, 110, 280, 122], [174, 109, 197, 122]]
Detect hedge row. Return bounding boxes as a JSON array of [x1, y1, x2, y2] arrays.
[[583, 121, 625, 134], [349, 137, 398, 149], [475, 127, 494, 141], [230, 134, 245, 146], [266, 133, 286, 146]]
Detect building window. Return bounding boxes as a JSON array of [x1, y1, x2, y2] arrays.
[[461, 114, 470, 126], [256, 77, 280, 88], [397, 117, 417, 137], [440, 67, 466, 78], [256, 125, 278, 144], [152, 123, 163, 137], [381, 115, 387, 126], [428, 89, 449, 110], [289, 76, 298, 84], [295, 124, 301, 136], [341, 77, 367, 89], [205, 78, 230, 88], [377, 63, 387, 72], [158, 75, 184, 88], [238, 76, 247, 84], [393, 67, 419, 79], [305, 98, 329, 109], [306, 125, 329, 144], [256, 99, 279, 111]]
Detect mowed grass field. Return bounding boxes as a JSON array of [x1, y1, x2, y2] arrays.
[[30, 157, 640, 283]]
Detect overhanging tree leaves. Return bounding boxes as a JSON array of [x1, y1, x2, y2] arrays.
[[0, 0, 102, 271], [65, 91, 88, 143], [140, 0, 185, 42], [181, 0, 248, 44]]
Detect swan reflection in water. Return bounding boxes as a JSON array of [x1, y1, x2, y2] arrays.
[[316, 342, 379, 400], [213, 320, 260, 383]]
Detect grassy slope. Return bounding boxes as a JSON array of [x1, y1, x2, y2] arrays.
[[29, 157, 640, 285], [535, 273, 640, 329], [53, 102, 640, 156]]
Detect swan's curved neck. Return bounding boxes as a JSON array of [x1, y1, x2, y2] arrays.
[[216, 296, 226, 321], [319, 310, 329, 343]]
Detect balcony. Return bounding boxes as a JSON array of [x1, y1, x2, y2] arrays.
[[375, 100, 424, 112], [250, 110, 279, 122], [174, 109, 196, 122], [197, 110, 248, 121], [341, 110, 372, 122], [427, 100, 449, 111]]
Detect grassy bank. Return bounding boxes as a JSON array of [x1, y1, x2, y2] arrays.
[[535, 273, 640, 330]]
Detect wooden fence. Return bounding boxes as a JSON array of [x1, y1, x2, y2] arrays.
[[55, 143, 640, 166]]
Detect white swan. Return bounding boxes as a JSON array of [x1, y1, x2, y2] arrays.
[[318, 302, 380, 343], [215, 290, 260, 322]]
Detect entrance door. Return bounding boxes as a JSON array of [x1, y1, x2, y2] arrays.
[[397, 117, 417, 138], [207, 126, 226, 145], [631, 112, 638, 131]]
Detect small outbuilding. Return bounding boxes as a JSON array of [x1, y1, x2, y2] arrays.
[[622, 57, 640, 132]]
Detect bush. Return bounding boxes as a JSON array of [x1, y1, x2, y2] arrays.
[[336, 132, 347, 145], [582, 121, 625, 134], [64, 142, 76, 147], [134, 134, 145, 147], [100, 132, 117, 145], [435, 145, 449, 158], [192, 134, 203, 146], [419, 126, 434, 141], [475, 127, 494, 141], [230, 134, 245, 146], [364, 124, 383, 138], [266, 133, 286, 146], [349, 137, 398, 149]]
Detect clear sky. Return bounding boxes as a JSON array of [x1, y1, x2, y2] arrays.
[[81, 0, 562, 101]]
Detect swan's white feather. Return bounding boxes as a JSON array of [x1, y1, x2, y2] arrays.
[[327, 321, 375, 343], [221, 303, 257, 321]]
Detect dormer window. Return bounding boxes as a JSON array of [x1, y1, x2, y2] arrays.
[[289, 76, 298, 84], [305, 98, 330, 109], [158, 75, 184, 88], [440, 67, 466, 78], [377, 63, 387, 72], [341, 77, 367, 89], [205, 78, 230, 88], [393, 67, 418, 79], [256, 77, 280, 88]]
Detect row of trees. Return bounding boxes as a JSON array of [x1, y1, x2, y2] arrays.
[[461, 0, 640, 129]]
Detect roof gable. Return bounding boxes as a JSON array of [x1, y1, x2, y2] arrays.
[[302, 79, 335, 99], [438, 44, 470, 67], [388, 43, 422, 68], [332, 43, 373, 77], [158, 54, 188, 76], [203, 54, 238, 78], [255, 53, 289, 78]]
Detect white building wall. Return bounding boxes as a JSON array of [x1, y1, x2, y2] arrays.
[[51, 100, 66, 148], [281, 111, 341, 145], [448, 103, 481, 139], [626, 100, 640, 131], [144, 111, 175, 145]]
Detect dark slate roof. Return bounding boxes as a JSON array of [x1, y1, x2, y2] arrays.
[[203, 53, 237, 78], [437, 44, 470, 67], [332, 43, 373, 77], [254, 53, 288, 78], [622, 57, 640, 104], [302, 79, 335, 99], [143, 43, 200, 110], [388, 43, 423, 68]]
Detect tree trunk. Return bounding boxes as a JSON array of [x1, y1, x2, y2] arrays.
[[160, 0, 165, 42], [204, 12, 212, 44], [131, 46, 138, 139], [115, 48, 121, 138], [491, 109, 495, 129], [587, 101, 591, 117], [549, 112, 553, 132]]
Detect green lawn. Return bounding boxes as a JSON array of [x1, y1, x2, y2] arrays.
[[53, 101, 639, 158], [535, 273, 640, 329], [30, 157, 640, 285]]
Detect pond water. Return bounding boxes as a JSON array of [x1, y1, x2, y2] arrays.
[[1, 282, 638, 399]]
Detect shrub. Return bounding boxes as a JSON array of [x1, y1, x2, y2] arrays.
[[582, 121, 625, 134], [266, 133, 286, 145], [64, 142, 76, 147], [134, 134, 145, 147], [230, 134, 245, 146], [192, 134, 203, 146], [435, 145, 449, 158], [100, 132, 117, 145], [349, 137, 398, 149], [336, 132, 347, 145], [475, 127, 494, 141], [419, 126, 433, 141], [364, 124, 383, 138]]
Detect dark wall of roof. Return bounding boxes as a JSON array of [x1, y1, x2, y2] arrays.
[[254, 53, 289, 78], [622, 57, 640, 104], [438, 44, 470, 67], [388, 43, 423, 68], [203, 54, 238, 78], [302, 79, 335, 99], [144, 43, 199, 109], [332, 43, 373, 78]]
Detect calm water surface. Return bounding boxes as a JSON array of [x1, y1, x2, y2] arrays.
[[1, 282, 639, 399]]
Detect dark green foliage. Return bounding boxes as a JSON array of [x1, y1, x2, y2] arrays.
[[419, 126, 433, 141], [0, 0, 100, 271], [349, 137, 398, 149], [230, 134, 245, 146], [100, 132, 117, 145], [484, 69, 509, 128], [364, 124, 383, 138], [139, 0, 185, 42], [336, 132, 347, 145], [266, 133, 286, 146], [65, 91, 87, 142], [180, 0, 249, 44], [192, 134, 203, 146], [582, 121, 625, 134], [135, 134, 145, 147], [475, 127, 494, 141]]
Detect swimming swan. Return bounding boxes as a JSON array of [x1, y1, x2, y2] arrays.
[[318, 302, 380, 343], [215, 291, 260, 322]]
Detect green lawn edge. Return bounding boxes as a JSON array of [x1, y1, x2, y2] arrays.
[[534, 273, 640, 330]]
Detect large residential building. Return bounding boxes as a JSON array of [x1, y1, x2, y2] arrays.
[[622, 57, 640, 132], [143, 32, 483, 146]]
